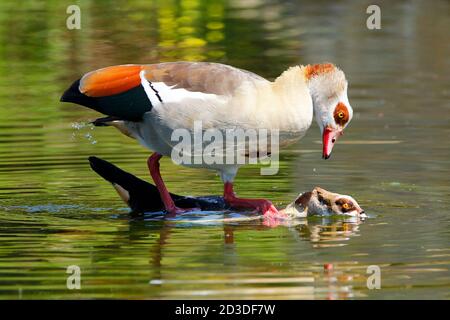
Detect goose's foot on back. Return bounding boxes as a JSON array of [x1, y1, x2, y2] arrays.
[[164, 206, 195, 216], [223, 182, 287, 218], [147, 153, 197, 215]]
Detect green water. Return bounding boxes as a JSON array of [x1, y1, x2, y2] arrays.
[[0, 0, 449, 299]]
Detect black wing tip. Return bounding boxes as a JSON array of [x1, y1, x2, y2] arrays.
[[60, 78, 100, 111], [60, 79, 81, 102], [88, 156, 166, 213], [87, 157, 226, 213], [88, 155, 100, 165], [88, 156, 123, 184], [60, 78, 151, 122], [88, 156, 151, 190], [88, 156, 110, 179]]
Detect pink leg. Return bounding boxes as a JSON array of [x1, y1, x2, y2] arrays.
[[223, 182, 285, 219], [147, 153, 191, 215]]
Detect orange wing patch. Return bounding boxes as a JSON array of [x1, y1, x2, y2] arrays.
[[304, 63, 335, 80], [80, 65, 144, 97]]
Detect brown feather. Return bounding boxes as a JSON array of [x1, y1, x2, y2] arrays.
[[143, 62, 266, 96]]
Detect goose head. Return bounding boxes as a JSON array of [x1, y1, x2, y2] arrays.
[[304, 64, 353, 159], [283, 186, 365, 218]]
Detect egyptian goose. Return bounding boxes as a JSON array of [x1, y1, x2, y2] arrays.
[[89, 157, 364, 217], [62, 62, 353, 217]]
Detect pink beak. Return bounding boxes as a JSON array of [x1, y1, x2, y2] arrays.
[[322, 127, 343, 159]]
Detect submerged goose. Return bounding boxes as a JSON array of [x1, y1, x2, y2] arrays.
[[62, 62, 353, 217], [89, 157, 365, 218]]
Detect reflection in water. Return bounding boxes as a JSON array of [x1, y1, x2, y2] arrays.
[[124, 213, 364, 299], [0, 0, 449, 299], [289, 216, 363, 248]]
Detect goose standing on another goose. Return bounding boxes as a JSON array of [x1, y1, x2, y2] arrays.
[[61, 62, 353, 218], [88, 156, 365, 218]]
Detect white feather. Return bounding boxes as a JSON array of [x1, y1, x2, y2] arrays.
[[140, 70, 161, 108]]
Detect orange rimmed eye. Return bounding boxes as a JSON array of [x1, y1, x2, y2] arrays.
[[342, 203, 350, 210], [334, 103, 349, 126]]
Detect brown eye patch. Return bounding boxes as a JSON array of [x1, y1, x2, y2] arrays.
[[336, 198, 354, 212], [334, 102, 349, 126]]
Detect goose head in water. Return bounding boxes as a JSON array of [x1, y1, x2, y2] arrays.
[[88, 157, 365, 218], [282, 187, 365, 218]]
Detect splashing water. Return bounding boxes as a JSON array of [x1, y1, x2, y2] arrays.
[[71, 122, 97, 144]]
